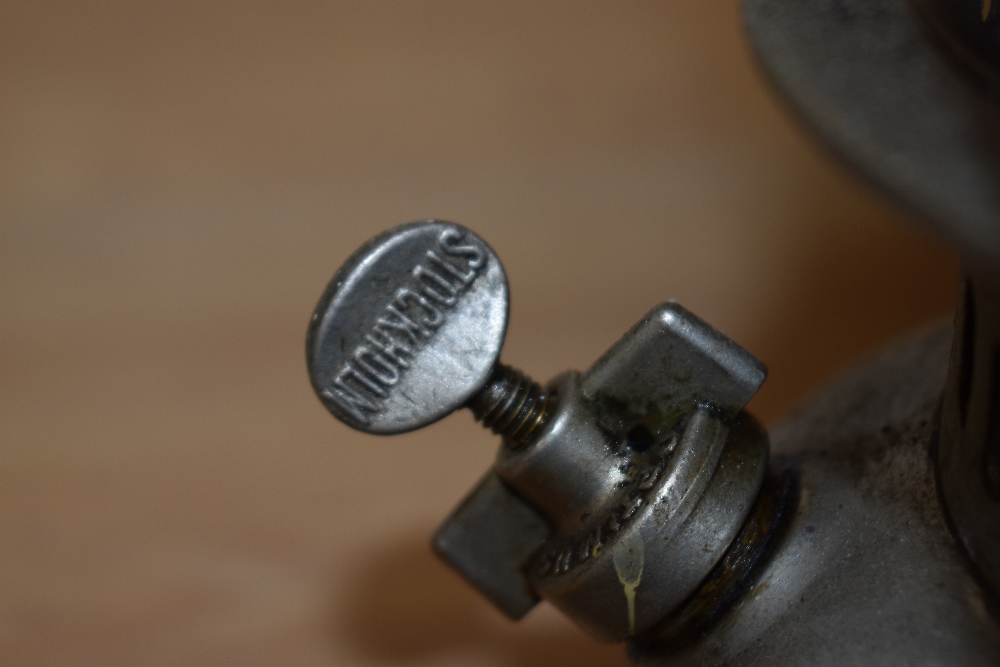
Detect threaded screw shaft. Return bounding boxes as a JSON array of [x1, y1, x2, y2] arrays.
[[467, 363, 550, 447]]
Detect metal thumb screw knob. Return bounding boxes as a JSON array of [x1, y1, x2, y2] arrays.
[[307, 220, 548, 442]]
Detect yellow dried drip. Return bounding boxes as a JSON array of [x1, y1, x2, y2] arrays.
[[613, 533, 645, 635]]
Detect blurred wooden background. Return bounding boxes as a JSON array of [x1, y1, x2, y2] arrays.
[[0, 2, 958, 665]]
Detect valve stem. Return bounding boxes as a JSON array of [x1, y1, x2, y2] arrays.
[[467, 363, 550, 447]]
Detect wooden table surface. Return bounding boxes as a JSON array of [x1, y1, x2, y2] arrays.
[[0, 2, 958, 665]]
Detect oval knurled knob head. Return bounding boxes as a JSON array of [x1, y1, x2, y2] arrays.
[[307, 220, 510, 434]]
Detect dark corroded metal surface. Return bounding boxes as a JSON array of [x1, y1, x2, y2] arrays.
[[633, 324, 1000, 666]]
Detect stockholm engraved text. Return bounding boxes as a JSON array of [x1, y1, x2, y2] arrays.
[[321, 227, 487, 423]]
